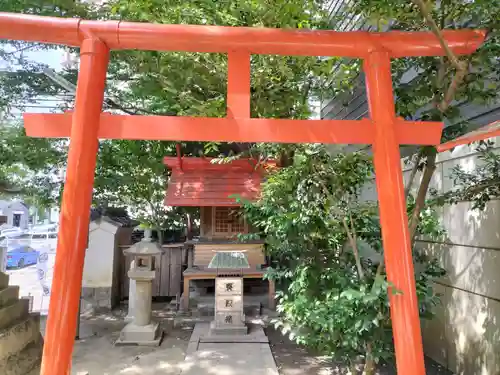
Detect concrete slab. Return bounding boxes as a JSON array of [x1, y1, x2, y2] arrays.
[[181, 342, 279, 375], [189, 322, 267, 345], [180, 322, 278, 375]]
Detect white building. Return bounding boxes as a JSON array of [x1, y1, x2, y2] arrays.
[[0, 200, 29, 229]]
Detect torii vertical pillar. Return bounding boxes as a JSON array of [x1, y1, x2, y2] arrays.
[[40, 38, 109, 375], [365, 51, 426, 375]]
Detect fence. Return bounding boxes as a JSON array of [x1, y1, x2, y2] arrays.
[[120, 243, 187, 300]]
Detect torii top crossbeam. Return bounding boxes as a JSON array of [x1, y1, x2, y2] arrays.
[[0, 12, 486, 375], [0, 13, 484, 57]]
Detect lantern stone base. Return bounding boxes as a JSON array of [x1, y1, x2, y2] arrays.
[[115, 322, 163, 346], [208, 320, 248, 336]]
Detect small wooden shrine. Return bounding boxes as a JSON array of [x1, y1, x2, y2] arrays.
[[163, 156, 276, 312]]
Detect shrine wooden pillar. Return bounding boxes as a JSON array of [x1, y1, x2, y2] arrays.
[[40, 38, 109, 375], [364, 51, 425, 375]]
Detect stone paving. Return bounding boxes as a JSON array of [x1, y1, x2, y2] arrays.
[[41, 309, 280, 375], [68, 319, 279, 375], [180, 322, 279, 375]]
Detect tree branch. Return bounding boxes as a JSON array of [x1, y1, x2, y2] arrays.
[[1, 45, 35, 56], [343, 212, 365, 281], [409, 147, 437, 241], [438, 63, 469, 112], [411, 0, 469, 112], [411, 0, 461, 69], [438, 177, 500, 203], [404, 151, 423, 199]]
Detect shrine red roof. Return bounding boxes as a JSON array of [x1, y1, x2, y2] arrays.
[[164, 157, 274, 206], [437, 120, 500, 152]]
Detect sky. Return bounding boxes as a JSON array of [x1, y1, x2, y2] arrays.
[[1, 46, 324, 119], [0, 45, 64, 70], [1, 46, 68, 117]]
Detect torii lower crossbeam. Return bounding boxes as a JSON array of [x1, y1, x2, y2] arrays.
[[0, 12, 486, 375]]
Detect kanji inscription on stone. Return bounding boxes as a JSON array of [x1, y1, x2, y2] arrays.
[[225, 299, 233, 308], [224, 315, 233, 324], [225, 282, 234, 292]]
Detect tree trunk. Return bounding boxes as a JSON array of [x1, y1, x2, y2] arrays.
[[408, 147, 437, 242], [343, 214, 365, 281], [404, 151, 423, 199], [279, 147, 295, 167], [363, 343, 376, 375]]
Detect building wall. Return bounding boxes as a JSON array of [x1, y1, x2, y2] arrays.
[[83, 226, 116, 288], [2, 202, 29, 229], [359, 138, 500, 375], [415, 138, 500, 375], [81, 221, 131, 311]]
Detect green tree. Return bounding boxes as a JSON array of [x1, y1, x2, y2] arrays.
[[435, 140, 500, 210], [238, 145, 445, 374], [0, 123, 65, 207], [0, 0, 336, 228], [341, 0, 499, 238]]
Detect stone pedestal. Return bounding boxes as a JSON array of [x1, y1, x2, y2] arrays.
[[116, 269, 163, 346], [209, 277, 248, 336], [117, 322, 162, 346]]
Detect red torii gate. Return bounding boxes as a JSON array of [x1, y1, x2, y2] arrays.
[[0, 12, 486, 375]]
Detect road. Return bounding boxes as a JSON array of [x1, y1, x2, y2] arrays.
[[7, 264, 50, 314], [5, 237, 55, 315]]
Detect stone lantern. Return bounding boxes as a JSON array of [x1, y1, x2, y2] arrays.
[[116, 229, 163, 346]]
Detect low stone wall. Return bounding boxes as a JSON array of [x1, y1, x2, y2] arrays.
[[0, 271, 44, 375], [81, 286, 117, 313]]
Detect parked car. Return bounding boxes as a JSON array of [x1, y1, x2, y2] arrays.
[[29, 231, 58, 251], [30, 224, 58, 233], [6, 245, 39, 269], [0, 228, 25, 247], [0, 227, 24, 238]]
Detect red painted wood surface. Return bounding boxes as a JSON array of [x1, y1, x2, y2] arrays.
[[437, 120, 500, 152], [0, 11, 487, 375], [39, 38, 110, 375], [365, 51, 426, 375], [23, 113, 444, 145], [164, 157, 270, 206], [0, 13, 485, 58]]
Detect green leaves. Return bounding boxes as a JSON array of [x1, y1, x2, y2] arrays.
[[0, 123, 66, 207], [0, 0, 334, 227], [241, 144, 446, 367], [436, 141, 500, 211], [343, 238, 384, 264]]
